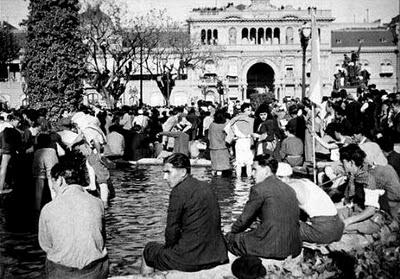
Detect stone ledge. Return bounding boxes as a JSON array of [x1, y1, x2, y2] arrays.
[[109, 251, 303, 279]]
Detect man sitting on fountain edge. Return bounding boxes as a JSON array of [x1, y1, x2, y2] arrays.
[[141, 153, 228, 274]]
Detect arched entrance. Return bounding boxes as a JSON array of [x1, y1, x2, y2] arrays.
[[246, 63, 274, 98]]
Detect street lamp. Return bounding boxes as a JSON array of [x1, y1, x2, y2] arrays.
[[299, 23, 311, 99]]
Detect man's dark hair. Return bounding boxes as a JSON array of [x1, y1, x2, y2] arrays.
[[339, 144, 366, 167], [288, 104, 298, 116], [285, 121, 296, 135], [339, 89, 347, 99], [51, 163, 78, 185], [52, 151, 87, 185], [37, 133, 52, 149], [7, 113, 21, 122], [254, 154, 278, 174], [393, 99, 400, 107], [240, 103, 251, 112], [213, 110, 226, 124], [377, 136, 394, 153], [164, 153, 191, 174]]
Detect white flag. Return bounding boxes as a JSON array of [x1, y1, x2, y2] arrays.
[[309, 9, 322, 106]]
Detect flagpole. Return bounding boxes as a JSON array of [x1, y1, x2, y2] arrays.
[[312, 105, 317, 184]]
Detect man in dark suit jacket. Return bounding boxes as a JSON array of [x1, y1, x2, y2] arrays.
[[225, 155, 302, 260], [141, 153, 228, 274]]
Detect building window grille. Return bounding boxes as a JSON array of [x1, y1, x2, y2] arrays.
[[207, 29, 212, 45], [201, 29, 206, 45], [87, 93, 99, 104], [250, 28, 257, 44], [258, 28, 264, 44], [273, 28, 280, 44], [213, 29, 218, 45], [266, 28, 272, 44]]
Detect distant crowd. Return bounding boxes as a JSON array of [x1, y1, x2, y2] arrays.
[[0, 84, 399, 278]]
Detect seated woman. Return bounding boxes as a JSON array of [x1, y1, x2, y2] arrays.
[[280, 123, 303, 167]]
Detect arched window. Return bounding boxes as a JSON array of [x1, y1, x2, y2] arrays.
[[213, 29, 218, 45], [266, 28, 272, 44], [250, 28, 257, 44], [207, 29, 212, 45], [285, 27, 294, 44], [87, 93, 99, 105], [258, 28, 264, 44], [201, 29, 206, 45], [229, 27, 237, 45], [242, 28, 248, 39], [273, 28, 280, 44]]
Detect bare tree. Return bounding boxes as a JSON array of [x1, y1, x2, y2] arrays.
[[144, 25, 213, 105], [80, 0, 168, 107], [80, 1, 213, 107]]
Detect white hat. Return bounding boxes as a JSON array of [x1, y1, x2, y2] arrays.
[[276, 162, 293, 177]]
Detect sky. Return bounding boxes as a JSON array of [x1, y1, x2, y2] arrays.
[[0, 0, 398, 28]]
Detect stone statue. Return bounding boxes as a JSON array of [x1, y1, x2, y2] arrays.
[[336, 44, 363, 88]]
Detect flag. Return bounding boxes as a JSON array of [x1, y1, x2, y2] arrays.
[[308, 9, 322, 106]]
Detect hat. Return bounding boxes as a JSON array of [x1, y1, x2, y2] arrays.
[[276, 162, 293, 177], [231, 255, 266, 279]]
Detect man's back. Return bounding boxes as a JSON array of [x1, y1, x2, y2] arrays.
[[165, 176, 227, 267], [39, 185, 106, 269], [231, 175, 301, 259]]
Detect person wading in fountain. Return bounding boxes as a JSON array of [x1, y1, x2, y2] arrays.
[[141, 153, 228, 274]]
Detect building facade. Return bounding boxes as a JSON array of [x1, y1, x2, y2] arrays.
[[182, 0, 398, 105], [0, 0, 398, 107]]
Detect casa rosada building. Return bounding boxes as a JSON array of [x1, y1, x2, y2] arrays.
[[172, 0, 397, 106], [0, 0, 398, 107]]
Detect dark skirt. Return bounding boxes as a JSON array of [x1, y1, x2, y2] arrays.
[[210, 149, 231, 171]]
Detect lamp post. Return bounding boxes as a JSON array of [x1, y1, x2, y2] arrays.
[[299, 24, 311, 99], [161, 58, 171, 107]]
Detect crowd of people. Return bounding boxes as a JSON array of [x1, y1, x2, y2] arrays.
[[0, 84, 399, 278]]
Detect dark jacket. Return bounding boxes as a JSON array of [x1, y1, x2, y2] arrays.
[[231, 175, 302, 260], [164, 176, 228, 267]]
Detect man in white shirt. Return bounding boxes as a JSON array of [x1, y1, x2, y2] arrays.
[[132, 109, 149, 130], [276, 163, 344, 244]]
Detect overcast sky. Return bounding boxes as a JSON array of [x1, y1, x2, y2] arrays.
[[1, 0, 398, 28]]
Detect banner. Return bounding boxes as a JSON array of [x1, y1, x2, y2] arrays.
[[309, 9, 322, 106]]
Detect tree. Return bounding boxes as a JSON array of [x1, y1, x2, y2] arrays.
[[22, 0, 87, 118], [0, 24, 20, 80], [146, 25, 213, 105], [80, 1, 168, 108]]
